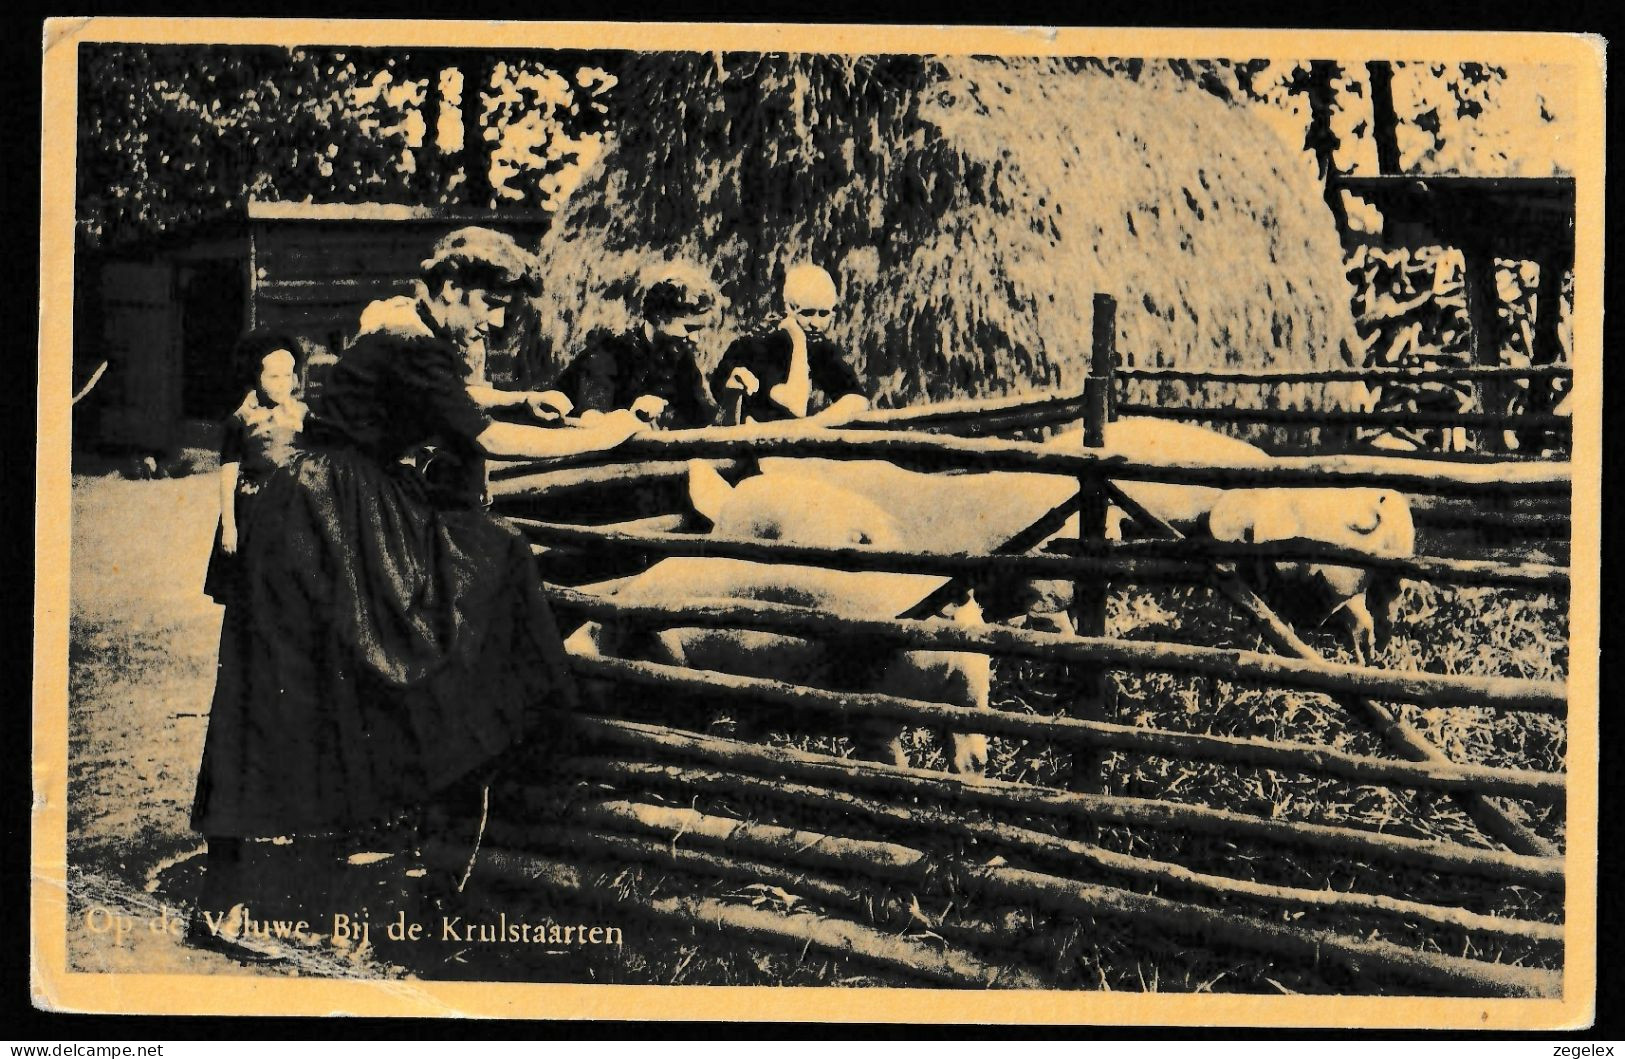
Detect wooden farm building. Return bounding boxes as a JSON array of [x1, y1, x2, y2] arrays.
[[74, 200, 550, 454], [1334, 175, 1575, 373]]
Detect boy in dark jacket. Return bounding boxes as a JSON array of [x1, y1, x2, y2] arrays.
[[555, 264, 719, 430], [710, 263, 869, 426]]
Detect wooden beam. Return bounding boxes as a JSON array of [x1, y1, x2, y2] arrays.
[[1046, 536, 1568, 592], [470, 845, 1043, 988], [566, 761, 1564, 948], [973, 860, 1557, 997], [567, 653, 1565, 803], [917, 404, 1090, 438], [494, 427, 1571, 497], [844, 389, 1090, 430], [548, 588, 1568, 716], [1460, 240, 1512, 454], [840, 369, 1573, 438], [507, 822, 1059, 977], [488, 458, 742, 497], [553, 797, 1558, 997], [1104, 482, 1562, 859], [1120, 365, 1572, 384], [570, 715, 1565, 889], [1115, 402, 1569, 433], [1212, 572, 1560, 859], [1066, 295, 1117, 791], [518, 518, 1568, 592], [1366, 61, 1402, 176], [526, 529, 1200, 585]]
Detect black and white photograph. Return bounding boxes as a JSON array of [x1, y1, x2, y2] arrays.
[[33, 19, 1602, 1025]]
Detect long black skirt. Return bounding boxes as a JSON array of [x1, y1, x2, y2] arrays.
[[192, 445, 576, 839], [202, 489, 254, 606]]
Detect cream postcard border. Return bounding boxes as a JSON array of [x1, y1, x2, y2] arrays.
[[33, 18, 1606, 1027]]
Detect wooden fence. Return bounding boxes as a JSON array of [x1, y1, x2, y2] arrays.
[[482, 295, 1570, 996]]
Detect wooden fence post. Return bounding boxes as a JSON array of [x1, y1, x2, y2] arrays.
[[1069, 294, 1116, 792], [1460, 239, 1509, 456], [1458, 240, 1518, 545], [1527, 250, 1569, 453]]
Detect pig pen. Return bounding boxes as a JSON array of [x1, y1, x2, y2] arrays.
[[444, 354, 1572, 994]]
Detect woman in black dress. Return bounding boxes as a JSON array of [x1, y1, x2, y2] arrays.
[[190, 228, 642, 948]]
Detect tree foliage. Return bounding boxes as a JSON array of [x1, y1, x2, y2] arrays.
[[1195, 59, 1575, 450], [484, 58, 617, 206], [74, 44, 617, 251], [75, 45, 414, 249]]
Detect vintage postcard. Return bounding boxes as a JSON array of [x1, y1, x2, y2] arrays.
[[33, 19, 1603, 1027]]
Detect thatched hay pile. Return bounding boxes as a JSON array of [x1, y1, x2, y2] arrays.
[[529, 54, 1365, 417]]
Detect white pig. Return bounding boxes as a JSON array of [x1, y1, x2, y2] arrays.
[[569, 471, 994, 773]]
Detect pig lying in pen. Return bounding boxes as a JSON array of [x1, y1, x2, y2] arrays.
[[706, 417, 1417, 657], [564, 468, 995, 774]]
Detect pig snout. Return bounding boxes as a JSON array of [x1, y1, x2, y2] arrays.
[[982, 576, 1076, 636]]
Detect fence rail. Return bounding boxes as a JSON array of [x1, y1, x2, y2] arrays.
[[832, 365, 1572, 434], [1117, 364, 1574, 384], [1116, 402, 1570, 432], [570, 715, 1566, 889], [491, 427, 1572, 498], [1104, 477, 1562, 860], [488, 456, 740, 489], [845, 389, 1091, 429], [518, 518, 1569, 592], [559, 761, 1563, 948], [570, 653, 1565, 802], [550, 588, 1567, 716], [547, 794, 1557, 996], [509, 823, 1057, 982], [470, 843, 1042, 988]]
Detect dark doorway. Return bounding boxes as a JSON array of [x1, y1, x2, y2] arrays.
[[179, 260, 246, 418]]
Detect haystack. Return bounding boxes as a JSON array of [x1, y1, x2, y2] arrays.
[[528, 54, 1365, 420]]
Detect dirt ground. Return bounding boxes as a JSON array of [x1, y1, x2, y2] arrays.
[[62, 471, 378, 981], [55, 471, 830, 991]]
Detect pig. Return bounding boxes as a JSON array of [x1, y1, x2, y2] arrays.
[[717, 419, 1268, 625], [715, 457, 1079, 633], [699, 418, 1416, 656], [567, 474, 994, 774], [691, 420, 1261, 632], [1206, 486, 1415, 660], [1047, 422, 1419, 657], [1041, 418, 1274, 536], [690, 461, 908, 551]]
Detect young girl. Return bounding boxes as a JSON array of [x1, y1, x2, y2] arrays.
[[202, 331, 308, 607], [190, 332, 311, 956]]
